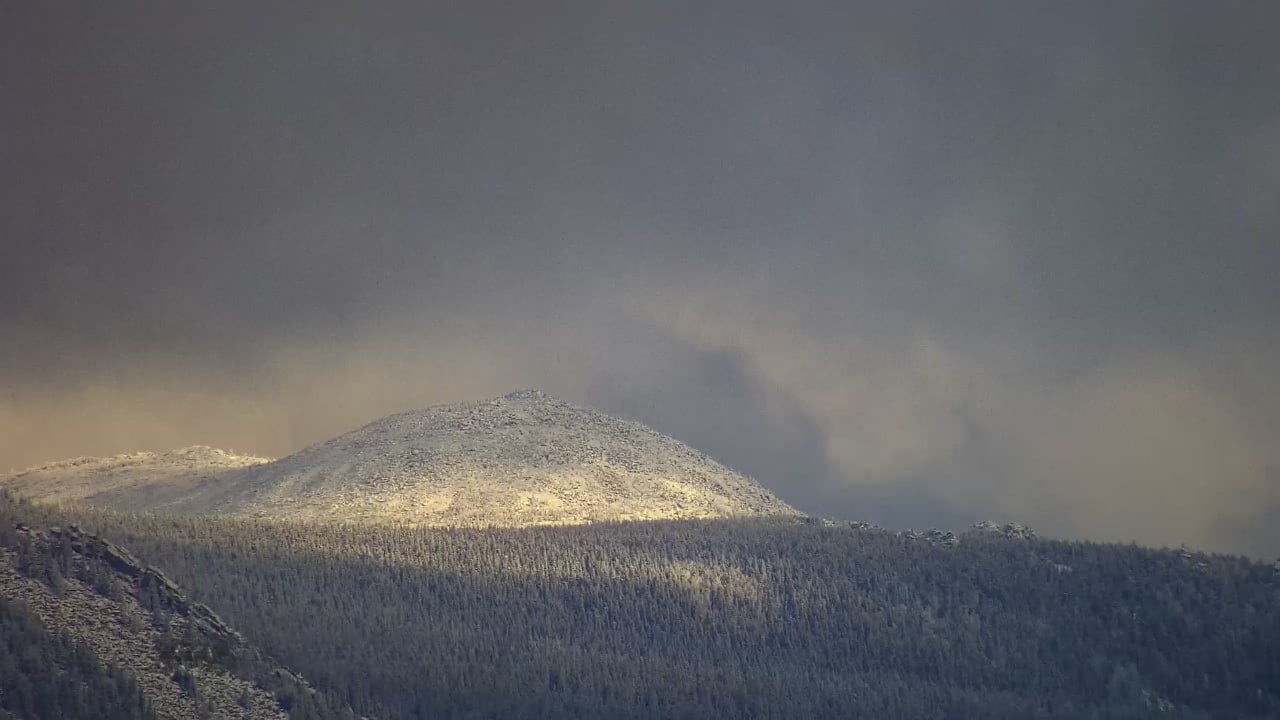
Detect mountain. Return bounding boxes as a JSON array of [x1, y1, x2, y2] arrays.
[[6, 399, 1278, 719], [3, 391, 799, 526], [0, 493, 352, 720], [2, 446, 270, 511]]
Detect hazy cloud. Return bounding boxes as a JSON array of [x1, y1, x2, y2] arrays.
[[3, 1, 1279, 556]]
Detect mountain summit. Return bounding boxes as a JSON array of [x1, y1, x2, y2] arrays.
[[5, 392, 799, 526]]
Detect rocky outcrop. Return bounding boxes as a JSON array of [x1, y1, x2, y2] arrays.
[[1, 518, 341, 720], [967, 520, 1037, 540], [45, 525, 242, 642], [902, 528, 961, 547], [799, 518, 963, 548]]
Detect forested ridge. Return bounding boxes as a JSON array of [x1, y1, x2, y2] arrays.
[[0, 493, 354, 720], [45, 507, 1280, 720]]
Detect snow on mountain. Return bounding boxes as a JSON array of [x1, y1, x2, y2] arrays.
[[4, 391, 799, 526], [2, 446, 271, 511]]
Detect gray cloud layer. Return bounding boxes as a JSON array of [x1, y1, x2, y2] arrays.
[[4, 2, 1279, 556]]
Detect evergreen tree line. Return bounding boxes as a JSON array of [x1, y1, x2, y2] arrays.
[[47, 508, 1279, 720]]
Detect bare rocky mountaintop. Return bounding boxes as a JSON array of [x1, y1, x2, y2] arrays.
[[4, 391, 799, 526], [3, 446, 272, 511]]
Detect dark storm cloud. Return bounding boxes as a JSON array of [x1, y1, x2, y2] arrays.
[[4, 2, 1279, 555]]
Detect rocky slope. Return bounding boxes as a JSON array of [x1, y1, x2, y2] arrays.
[[3, 391, 799, 526], [0, 495, 348, 719], [194, 390, 799, 525], [2, 446, 271, 511]]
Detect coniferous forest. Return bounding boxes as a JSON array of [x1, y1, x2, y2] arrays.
[[0, 594, 154, 720], [34, 506, 1278, 720]]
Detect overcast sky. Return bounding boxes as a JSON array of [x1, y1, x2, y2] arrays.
[[4, 1, 1279, 556]]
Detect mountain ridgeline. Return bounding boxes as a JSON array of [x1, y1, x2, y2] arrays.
[[3, 391, 798, 526], [1, 391, 1278, 719], [0, 446, 271, 513]]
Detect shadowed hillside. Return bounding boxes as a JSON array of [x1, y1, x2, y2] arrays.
[[0, 493, 353, 720], [60, 506, 1280, 720]]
